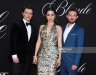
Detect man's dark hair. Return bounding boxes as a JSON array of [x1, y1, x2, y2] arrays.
[[66, 7, 79, 16], [22, 5, 33, 12]]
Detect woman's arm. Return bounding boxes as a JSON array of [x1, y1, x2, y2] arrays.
[[34, 25, 44, 56], [57, 25, 62, 60]]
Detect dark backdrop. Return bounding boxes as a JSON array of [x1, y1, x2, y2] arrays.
[[0, 0, 96, 75]]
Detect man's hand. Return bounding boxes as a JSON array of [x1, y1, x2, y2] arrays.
[[12, 55, 19, 64], [13, 57, 19, 64], [72, 65, 78, 71]]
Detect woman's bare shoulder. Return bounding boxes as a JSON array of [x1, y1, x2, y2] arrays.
[[40, 25, 45, 30], [56, 25, 62, 30]]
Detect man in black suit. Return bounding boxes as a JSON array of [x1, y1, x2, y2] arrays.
[[10, 6, 36, 75]]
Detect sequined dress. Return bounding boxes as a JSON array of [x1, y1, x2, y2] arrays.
[[37, 25, 58, 75]]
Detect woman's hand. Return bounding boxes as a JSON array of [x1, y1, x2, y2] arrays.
[[33, 56, 38, 64], [56, 58, 61, 67]]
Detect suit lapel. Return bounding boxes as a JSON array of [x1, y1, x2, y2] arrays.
[[64, 24, 78, 44], [62, 25, 66, 46], [68, 24, 77, 35], [20, 20, 28, 42], [62, 25, 66, 34]]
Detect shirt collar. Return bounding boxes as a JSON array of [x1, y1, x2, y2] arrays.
[[23, 18, 30, 25], [66, 23, 75, 29]]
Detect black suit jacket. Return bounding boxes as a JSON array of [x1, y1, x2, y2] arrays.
[[10, 20, 36, 63]]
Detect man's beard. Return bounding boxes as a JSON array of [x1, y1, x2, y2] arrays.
[[68, 19, 76, 24]]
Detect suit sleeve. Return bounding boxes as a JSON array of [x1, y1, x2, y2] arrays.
[[74, 28, 84, 66], [10, 23, 19, 55], [31, 25, 38, 56]]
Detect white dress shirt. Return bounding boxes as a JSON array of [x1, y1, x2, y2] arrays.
[[23, 18, 32, 41], [63, 23, 75, 43], [12, 19, 32, 59]]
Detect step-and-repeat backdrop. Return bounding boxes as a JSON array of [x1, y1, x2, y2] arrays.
[[0, 0, 96, 75]]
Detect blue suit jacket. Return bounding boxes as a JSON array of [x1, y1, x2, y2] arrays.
[[61, 23, 84, 68]]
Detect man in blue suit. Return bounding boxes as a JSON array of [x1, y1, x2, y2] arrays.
[[60, 8, 84, 75]]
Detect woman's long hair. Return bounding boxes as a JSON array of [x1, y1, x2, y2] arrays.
[[44, 7, 58, 25]]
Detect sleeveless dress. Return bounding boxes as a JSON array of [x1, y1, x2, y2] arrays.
[[37, 25, 58, 75]]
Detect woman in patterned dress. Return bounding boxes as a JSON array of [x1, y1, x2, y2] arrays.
[[33, 8, 62, 75]]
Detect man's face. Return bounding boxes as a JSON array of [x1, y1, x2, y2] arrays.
[[22, 8, 33, 22], [66, 11, 78, 23]]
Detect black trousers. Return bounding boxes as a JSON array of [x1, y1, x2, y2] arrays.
[[11, 63, 37, 75]]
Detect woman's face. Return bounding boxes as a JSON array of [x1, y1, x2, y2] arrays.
[[46, 10, 56, 22]]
